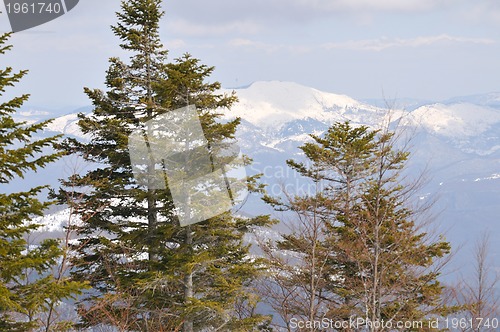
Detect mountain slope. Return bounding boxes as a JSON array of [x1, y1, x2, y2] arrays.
[[18, 81, 500, 275]]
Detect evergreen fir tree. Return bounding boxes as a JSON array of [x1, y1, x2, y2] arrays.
[[264, 121, 451, 330], [54, 1, 272, 330], [0, 32, 84, 332]]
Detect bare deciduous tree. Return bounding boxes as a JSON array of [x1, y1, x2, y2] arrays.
[[259, 180, 333, 331], [452, 232, 500, 332]]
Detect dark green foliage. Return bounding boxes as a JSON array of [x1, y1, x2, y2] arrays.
[[0, 32, 84, 332], [53, 1, 272, 330]]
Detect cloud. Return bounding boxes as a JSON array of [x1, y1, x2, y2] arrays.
[[322, 35, 496, 51], [167, 0, 455, 27], [293, 0, 452, 13], [228, 38, 311, 53], [167, 19, 262, 37], [226, 34, 495, 54], [166, 39, 187, 50]]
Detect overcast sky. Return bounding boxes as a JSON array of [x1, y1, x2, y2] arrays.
[[1, 0, 500, 109]]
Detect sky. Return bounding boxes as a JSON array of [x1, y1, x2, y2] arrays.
[[1, 0, 500, 110]]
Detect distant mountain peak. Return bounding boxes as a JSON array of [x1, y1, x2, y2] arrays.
[[225, 80, 382, 131]]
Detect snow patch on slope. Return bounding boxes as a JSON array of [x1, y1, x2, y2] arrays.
[[30, 208, 80, 233], [45, 113, 84, 137], [411, 103, 500, 137]]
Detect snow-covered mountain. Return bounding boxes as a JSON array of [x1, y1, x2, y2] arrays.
[[17, 81, 500, 273], [232, 83, 500, 268], [409, 102, 500, 155], [225, 81, 386, 130]]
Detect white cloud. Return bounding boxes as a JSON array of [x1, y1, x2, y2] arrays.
[[322, 34, 496, 51], [167, 0, 455, 28], [226, 34, 496, 54], [166, 39, 187, 50], [228, 38, 311, 53], [294, 0, 453, 13], [167, 19, 261, 37]]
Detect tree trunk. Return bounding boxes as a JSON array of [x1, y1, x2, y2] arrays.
[[184, 225, 194, 332]]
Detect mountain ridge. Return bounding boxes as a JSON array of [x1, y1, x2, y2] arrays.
[[12, 80, 500, 276]]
